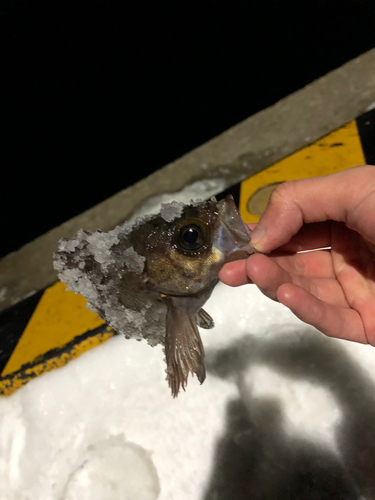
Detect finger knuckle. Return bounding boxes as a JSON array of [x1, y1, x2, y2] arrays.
[[268, 180, 301, 210]]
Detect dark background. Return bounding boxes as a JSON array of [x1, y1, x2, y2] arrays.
[[1, 0, 375, 258]]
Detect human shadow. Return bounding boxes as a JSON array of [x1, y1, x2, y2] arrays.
[[203, 326, 375, 499]]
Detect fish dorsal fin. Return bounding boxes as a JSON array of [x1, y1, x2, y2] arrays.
[[165, 300, 206, 397], [196, 308, 215, 329]]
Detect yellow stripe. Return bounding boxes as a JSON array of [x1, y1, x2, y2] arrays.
[[2, 281, 105, 376], [239, 120, 366, 222], [0, 328, 113, 396]]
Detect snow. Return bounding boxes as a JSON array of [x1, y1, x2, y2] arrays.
[[57, 239, 81, 253], [1, 281, 375, 498], [53, 224, 160, 344], [86, 231, 120, 269], [244, 365, 342, 453], [121, 246, 146, 274], [62, 437, 160, 500], [127, 179, 226, 224], [160, 201, 185, 223], [3, 175, 375, 497]]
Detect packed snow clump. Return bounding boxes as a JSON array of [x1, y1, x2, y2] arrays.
[[53, 200, 198, 348], [160, 201, 185, 222]]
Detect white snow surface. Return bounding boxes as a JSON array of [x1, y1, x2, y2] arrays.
[[4, 177, 375, 498], [1, 282, 375, 499], [127, 179, 226, 224], [159, 201, 185, 222]]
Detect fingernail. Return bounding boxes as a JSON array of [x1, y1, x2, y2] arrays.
[[250, 224, 265, 247]]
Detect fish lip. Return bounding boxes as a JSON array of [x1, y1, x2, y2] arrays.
[[223, 195, 252, 241], [216, 195, 255, 258]]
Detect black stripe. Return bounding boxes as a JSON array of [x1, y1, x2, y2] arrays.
[[0, 289, 45, 374], [356, 107, 375, 166], [0, 323, 114, 385], [0, 324, 116, 395]]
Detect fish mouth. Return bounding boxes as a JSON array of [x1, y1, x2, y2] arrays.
[[216, 195, 256, 261]]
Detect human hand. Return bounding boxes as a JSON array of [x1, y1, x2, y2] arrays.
[[219, 165, 375, 344]]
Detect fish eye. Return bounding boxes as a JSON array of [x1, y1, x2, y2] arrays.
[[177, 223, 206, 252]]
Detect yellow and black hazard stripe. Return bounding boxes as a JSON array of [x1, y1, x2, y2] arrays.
[[1, 106, 374, 396], [0, 282, 115, 395]]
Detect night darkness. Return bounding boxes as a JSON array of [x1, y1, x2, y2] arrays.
[[1, 0, 375, 258]]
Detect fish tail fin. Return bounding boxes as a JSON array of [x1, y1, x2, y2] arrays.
[[165, 301, 206, 398]]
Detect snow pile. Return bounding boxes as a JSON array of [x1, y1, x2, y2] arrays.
[[127, 179, 226, 224], [54, 221, 164, 346], [159, 201, 185, 222], [3, 176, 375, 498], [1, 283, 375, 499]]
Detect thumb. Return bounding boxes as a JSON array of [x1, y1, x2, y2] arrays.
[[249, 165, 375, 253]]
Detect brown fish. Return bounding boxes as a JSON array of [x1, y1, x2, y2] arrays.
[[53, 195, 255, 397]]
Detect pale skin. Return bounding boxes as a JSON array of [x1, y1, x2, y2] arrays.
[[219, 165, 375, 345]]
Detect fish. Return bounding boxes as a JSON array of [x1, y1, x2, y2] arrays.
[[53, 195, 255, 397]]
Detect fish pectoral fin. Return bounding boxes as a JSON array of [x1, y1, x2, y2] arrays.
[[196, 308, 215, 329], [165, 302, 206, 398]]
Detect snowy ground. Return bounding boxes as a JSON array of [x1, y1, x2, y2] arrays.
[[1, 282, 375, 500], [2, 180, 375, 499]]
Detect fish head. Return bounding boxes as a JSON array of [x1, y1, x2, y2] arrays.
[[132, 195, 255, 297]]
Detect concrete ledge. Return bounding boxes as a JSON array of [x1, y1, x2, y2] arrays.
[[1, 48, 375, 311]]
